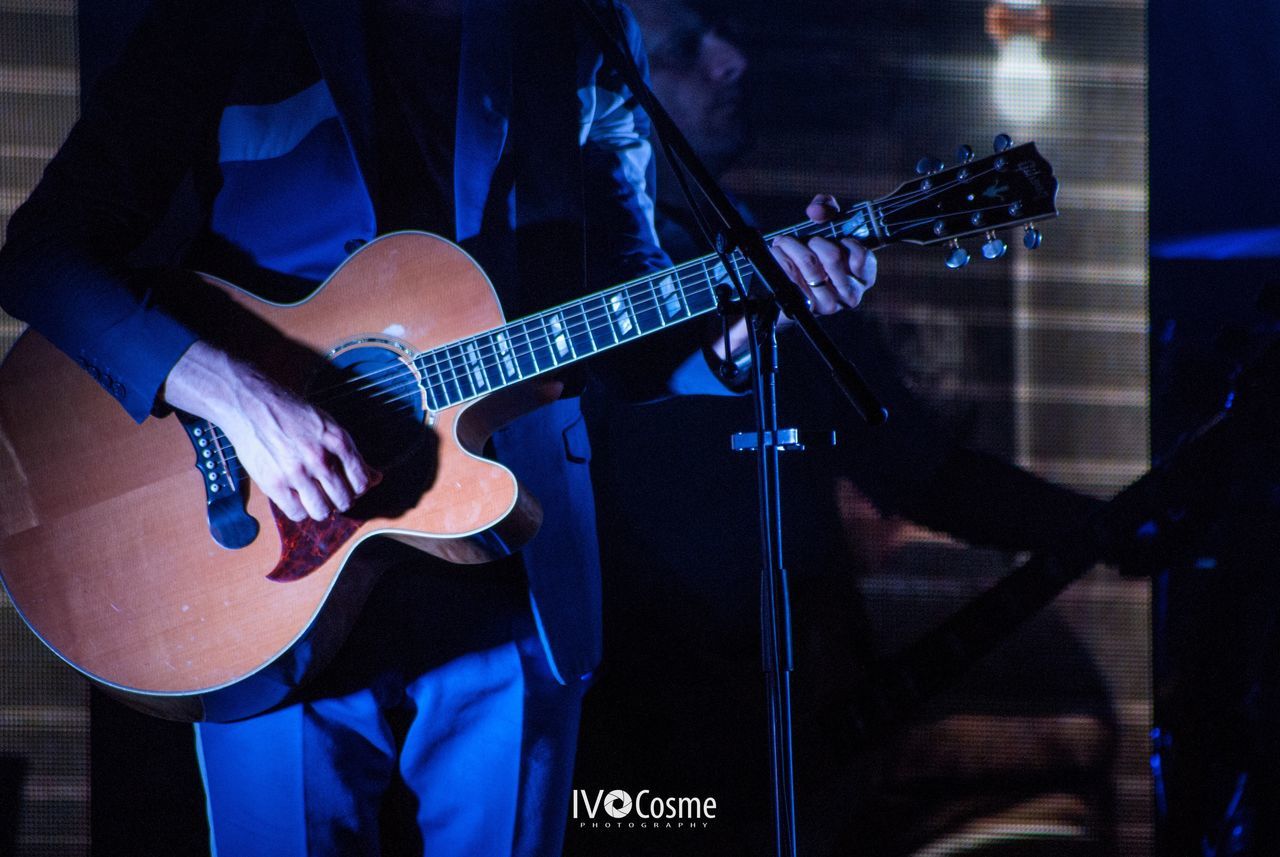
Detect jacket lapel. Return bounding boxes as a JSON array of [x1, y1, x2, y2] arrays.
[[455, 0, 513, 242], [291, 0, 380, 205]]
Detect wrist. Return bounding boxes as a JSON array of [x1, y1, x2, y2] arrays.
[[162, 340, 252, 426]]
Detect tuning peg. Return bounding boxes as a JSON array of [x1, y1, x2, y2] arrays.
[[1023, 224, 1043, 249], [981, 232, 1008, 260], [945, 240, 971, 269], [955, 144, 975, 164], [993, 133, 1013, 152], [915, 156, 945, 175]]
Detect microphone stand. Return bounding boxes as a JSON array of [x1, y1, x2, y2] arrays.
[[573, 3, 887, 855]]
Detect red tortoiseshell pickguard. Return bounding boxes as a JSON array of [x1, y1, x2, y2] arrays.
[[265, 503, 362, 582]]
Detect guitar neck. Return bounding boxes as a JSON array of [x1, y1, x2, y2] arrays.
[[409, 211, 876, 410], [409, 140, 1058, 409]]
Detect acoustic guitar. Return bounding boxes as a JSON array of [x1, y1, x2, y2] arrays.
[[0, 143, 1057, 721]]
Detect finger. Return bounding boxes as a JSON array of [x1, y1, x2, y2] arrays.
[[262, 476, 309, 523], [806, 193, 840, 223], [773, 235, 837, 314], [313, 457, 355, 513], [809, 238, 863, 309], [322, 426, 377, 496], [768, 242, 814, 315], [842, 240, 877, 306], [289, 466, 333, 521], [839, 239, 875, 286]]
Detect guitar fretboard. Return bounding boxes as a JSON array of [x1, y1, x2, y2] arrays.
[[404, 140, 1058, 411], [409, 206, 881, 410]]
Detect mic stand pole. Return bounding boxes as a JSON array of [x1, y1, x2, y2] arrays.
[[573, 4, 889, 855], [745, 289, 798, 857]]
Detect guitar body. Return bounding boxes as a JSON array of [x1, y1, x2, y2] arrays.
[[0, 233, 547, 721]]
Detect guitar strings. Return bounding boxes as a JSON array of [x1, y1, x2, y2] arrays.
[[206, 163, 1028, 472], [301, 162, 1003, 406], [337, 167, 1009, 412], [303, 212, 847, 403], [313, 164, 1012, 415], [277, 165, 1020, 417]]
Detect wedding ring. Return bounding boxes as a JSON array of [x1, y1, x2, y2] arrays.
[[805, 278, 829, 287]]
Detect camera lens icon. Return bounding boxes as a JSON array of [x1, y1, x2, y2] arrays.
[[603, 789, 633, 818]]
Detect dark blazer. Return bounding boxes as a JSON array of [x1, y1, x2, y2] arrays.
[[0, 0, 727, 682]]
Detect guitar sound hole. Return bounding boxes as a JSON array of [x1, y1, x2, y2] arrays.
[[310, 344, 438, 519]]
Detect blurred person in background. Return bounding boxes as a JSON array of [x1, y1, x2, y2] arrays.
[[568, 2, 1120, 854]]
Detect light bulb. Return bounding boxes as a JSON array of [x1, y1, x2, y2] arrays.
[[994, 34, 1054, 124], [986, 0, 1056, 127]]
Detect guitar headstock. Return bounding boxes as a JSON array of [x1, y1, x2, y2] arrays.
[[837, 136, 1058, 268]]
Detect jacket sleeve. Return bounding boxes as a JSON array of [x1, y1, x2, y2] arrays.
[[578, 5, 732, 401], [0, 1, 253, 422]]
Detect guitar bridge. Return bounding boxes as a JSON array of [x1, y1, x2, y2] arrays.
[[178, 412, 260, 550]]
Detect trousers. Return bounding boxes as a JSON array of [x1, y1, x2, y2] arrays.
[[193, 550, 584, 856]]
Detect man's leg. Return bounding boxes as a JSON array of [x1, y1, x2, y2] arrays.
[[195, 687, 398, 857], [399, 632, 584, 857]]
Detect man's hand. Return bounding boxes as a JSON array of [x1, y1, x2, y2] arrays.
[[163, 341, 378, 522], [770, 193, 877, 315], [709, 193, 877, 364]]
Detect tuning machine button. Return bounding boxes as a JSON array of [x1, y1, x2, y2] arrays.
[[915, 156, 945, 175], [1023, 224, 1044, 249], [994, 133, 1013, 152], [945, 240, 971, 269], [981, 232, 1008, 260]]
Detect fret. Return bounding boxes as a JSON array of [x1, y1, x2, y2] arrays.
[[433, 349, 460, 409], [417, 352, 450, 412], [478, 334, 506, 390], [463, 338, 489, 392], [864, 201, 886, 241], [607, 288, 639, 342], [446, 343, 474, 401], [564, 302, 596, 359], [494, 330, 520, 382], [586, 294, 618, 348], [633, 277, 665, 333], [419, 364, 441, 413], [729, 252, 751, 293], [528, 314, 559, 369], [684, 263, 716, 315], [545, 312, 575, 363], [514, 320, 542, 377], [698, 257, 715, 291], [654, 273, 687, 324]]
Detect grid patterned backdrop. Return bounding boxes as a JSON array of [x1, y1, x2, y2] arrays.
[[711, 0, 1149, 852], [1, 2, 88, 856]]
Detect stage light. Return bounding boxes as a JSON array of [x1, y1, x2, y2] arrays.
[[986, 0, 1055, 127]]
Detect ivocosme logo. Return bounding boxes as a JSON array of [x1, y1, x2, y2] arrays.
[[573, 789, 717, 830]]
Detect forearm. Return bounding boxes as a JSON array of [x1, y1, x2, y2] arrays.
[[162, 340, 262, 426], [902, 446, 1105, 555]]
